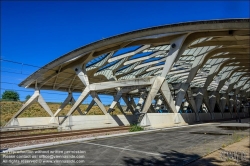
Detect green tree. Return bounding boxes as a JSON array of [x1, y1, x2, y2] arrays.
[[25, 95, 31, 101], [1, 90, 20, 101]]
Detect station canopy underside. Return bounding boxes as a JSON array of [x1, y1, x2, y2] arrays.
[[19, 19, 250, 97]]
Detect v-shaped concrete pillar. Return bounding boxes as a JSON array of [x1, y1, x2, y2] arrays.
[[186, 87, 199, 121], [90, 91, 107, 115], [160, 80, 177, 113], [108, 87, 140, 114], [66, 87, 90, 116], [209, 91, 219, 119], [122, 95, 136, 115], [141, 77, 165, 113], [5, 90, 55, 127], [219, 93, 227, 118], [54, 92, 83, 117]]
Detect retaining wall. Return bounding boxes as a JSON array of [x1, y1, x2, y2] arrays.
[[60, 115, 137, 130], [14, 111, 248, 130], [17, 117, 52, 126]]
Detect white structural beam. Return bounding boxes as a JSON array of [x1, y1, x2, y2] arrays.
[[85, 99, 96, 114], [89, 77, 156, 91], [124, 50, 166, 65], [90, 91, 107, 115], [160, 80, 177, 113], [141, 76, 165, 113], [54, 92, 83, 117], [175, 46, 249, 110], [219, 93, 227, 117], [108, 45, 151, 63], [66, 87, 90, 116], [192, 88, 205, 113], [141, 34, 188, 113], [161, 35, 188, 77], [208, 91, 220, 119], [122, 95, 136, 114], [5, 90, 55, 127], [107, 86, 141, 113], [73, 64, 89, 87], [227, 73, 250, 92], [216, 67, 249, 91]]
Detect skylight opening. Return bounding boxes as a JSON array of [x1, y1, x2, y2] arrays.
[[142, 57, 162, 64], [129, 52, 152, 60], [97, 59, 119, 71], [86, 53, 108, 68], [112, 45, 141, 57]]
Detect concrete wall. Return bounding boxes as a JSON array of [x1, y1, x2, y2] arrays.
[[223, 113, 232, 119], [60, 115, 137, 130], [214, 113, 223, 120], [15, 112, 249, 130], [142, 113, 197, 128], [240, 112, 245, 118], [17, 117, 52, 126], [141, 112, 250, 129], [199, 113, 211, 121], [179, 113, 196, 124]]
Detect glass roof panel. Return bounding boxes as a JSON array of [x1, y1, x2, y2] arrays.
[[86, 53, 107, 68], [112, 45, 141, 57], [129, 52, 152, 60]]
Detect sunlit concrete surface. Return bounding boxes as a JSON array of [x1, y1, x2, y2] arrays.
[[1, 119, 249, 165]]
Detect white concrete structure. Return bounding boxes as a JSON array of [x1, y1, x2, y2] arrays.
[[5, 19, 250, 129]]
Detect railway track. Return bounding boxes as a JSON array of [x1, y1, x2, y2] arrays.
[[0, 126, 130, 144]]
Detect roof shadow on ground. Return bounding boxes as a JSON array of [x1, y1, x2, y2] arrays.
[[122, 149, 249, 166], [122, 150, 201, 166]]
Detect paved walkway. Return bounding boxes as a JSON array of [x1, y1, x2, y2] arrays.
[[1, 119, 249, 165]]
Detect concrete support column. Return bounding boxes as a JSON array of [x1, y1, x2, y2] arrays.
[[5, 89, 55, 127], [85, 99, 96, 114], [54, 92, 83, 117], [116, 99, 126, 115], [109, 87, 139, 114], [66, 87, 90, 116], [203, 90, 211, 113], [194, 88, 204, 112], [219, 93, 227, 118], [209, 91, 219, 119], [175, 83, 190, 112], [160, 34, 188, 113], [122, 95, 136, 115], [160, 80, 177, 113], [90, 92, 107, 115], [141, 77, 165, 113], [73, 64, 89, 87], [74, 64, 107, 115], [186, 87, 199, 121], [108, 91, 123, 114]]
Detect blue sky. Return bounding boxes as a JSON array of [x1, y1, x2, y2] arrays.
[[1, 1, 249, 103]]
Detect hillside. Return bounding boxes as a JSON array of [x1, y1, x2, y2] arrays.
[[0, 101, 128, 126]]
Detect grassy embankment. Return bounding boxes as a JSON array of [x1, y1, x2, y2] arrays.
[[0, 101, 127, 127]]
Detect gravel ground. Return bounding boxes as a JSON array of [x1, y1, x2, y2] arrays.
[[0, 129, 58, 137], [188, 136, 250, 166], [0, 130, 129, 149]]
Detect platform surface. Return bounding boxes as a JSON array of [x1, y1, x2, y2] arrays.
[[1, 119, 249, 165]]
